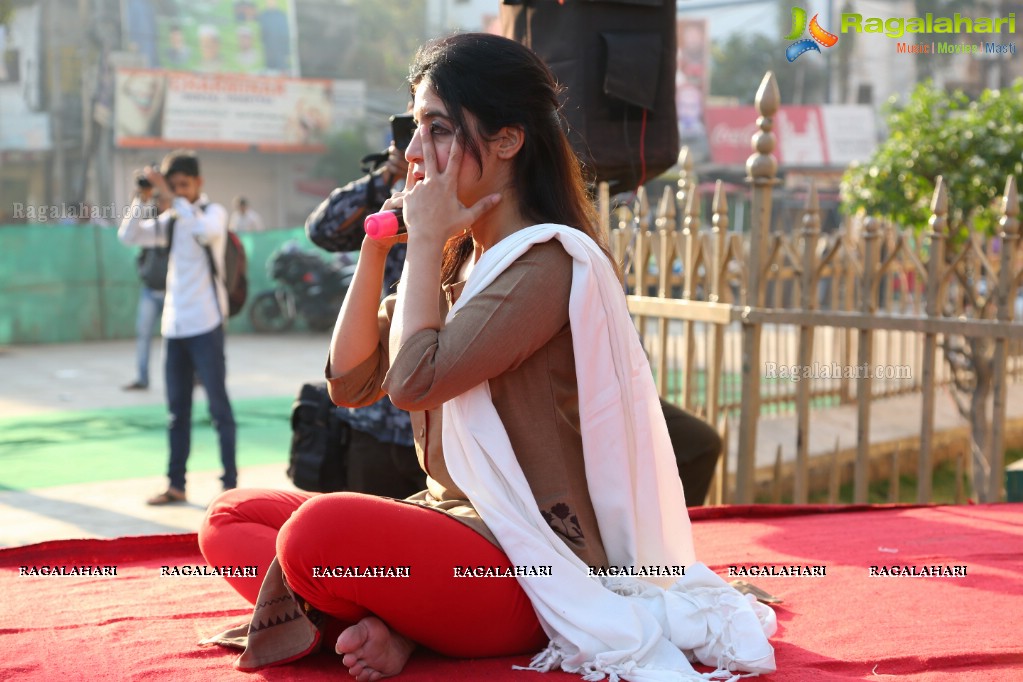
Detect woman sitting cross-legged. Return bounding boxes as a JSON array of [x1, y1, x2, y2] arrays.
[[199, 32, 777, 682]]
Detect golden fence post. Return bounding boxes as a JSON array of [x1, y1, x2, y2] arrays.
[[918, 177, 949, 503], [680, 188, 701, 410], [854, 216, 881, 503], [955, 448, 965, 505], [635, 185, 651, 292], [676, 146, 695, 231], [637, 186, 651, 281], [841, 242, 856, 404], [677, 153, 696, 407], [711, 412, 729, 506], [829, 437, 841, 504], [889, 449, 900, 503], [705, 181, 729, 452], [772, 444, 784, 503], [989, 176, 1019, 502], [655, 187, 676, 397], [794, 182, 821, 504], [736, 71, 780, 504]]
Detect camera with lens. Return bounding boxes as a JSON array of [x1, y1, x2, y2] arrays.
[[135, 163, 160, 189], [360, 114, 416, 174], [390, 114, 415, 153]]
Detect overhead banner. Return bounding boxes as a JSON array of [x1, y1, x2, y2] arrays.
[[114, 69, 332, 152], [705, 105, 877, 167], [121, 0, 299, 76]]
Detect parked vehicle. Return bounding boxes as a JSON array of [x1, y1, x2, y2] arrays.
[[249, 242, 356, 333]]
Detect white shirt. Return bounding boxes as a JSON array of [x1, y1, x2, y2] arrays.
[[119, 194, 229, 339], [228, 208, 265, 232]]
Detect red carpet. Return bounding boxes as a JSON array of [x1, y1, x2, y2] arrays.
[[1, 504, 1020, 681]]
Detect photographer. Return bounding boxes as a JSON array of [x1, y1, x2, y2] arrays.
[[303, 115, 424, 499], [122, 170, 164, 391], [118, 150, 237, 505]]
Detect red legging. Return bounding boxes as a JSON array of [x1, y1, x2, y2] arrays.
[[199, 489, 547, 658]]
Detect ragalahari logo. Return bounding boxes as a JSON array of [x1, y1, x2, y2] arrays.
[[784, 7, 839, 62]]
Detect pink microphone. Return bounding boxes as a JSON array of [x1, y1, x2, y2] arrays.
[[364, 209, 406, 239]]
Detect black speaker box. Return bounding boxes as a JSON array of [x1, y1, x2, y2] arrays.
[[501, 0, 680, 192]]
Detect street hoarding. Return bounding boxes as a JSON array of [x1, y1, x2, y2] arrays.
[[705, 105, 877, 167], [114, 69, 332, 152]]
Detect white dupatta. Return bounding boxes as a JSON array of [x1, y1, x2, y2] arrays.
[[423, 225, 777, 681]]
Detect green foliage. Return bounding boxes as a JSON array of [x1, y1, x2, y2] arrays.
[[341, 0, 427, 90], [298, 1, 425, 88], [314, 126, 376, 186], [841, 80, 1023, 237]]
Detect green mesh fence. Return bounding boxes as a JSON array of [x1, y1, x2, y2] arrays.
[[0, 224, 329, 344]]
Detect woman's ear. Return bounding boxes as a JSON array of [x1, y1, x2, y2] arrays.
[[494, 125, 525, 160]]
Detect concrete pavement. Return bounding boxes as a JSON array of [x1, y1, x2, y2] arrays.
[[0, 333, 331, 418], [0, 334, 328, 547]]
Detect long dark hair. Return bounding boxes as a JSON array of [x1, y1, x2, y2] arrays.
[[408, 33, 615, 283]]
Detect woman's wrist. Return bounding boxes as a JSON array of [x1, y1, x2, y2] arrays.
[[359, 237, 396, 268], [405, 230, 448, 256]]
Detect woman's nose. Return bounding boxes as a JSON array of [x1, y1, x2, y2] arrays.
[[405, 127, 423, 165]]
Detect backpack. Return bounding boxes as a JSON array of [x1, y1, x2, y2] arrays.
[[136, 219, 170, 291], [136, 246, 169, 291], [209, 230, 248, 317], [287, 382, 350, 492], [168, 208, 249, 317]]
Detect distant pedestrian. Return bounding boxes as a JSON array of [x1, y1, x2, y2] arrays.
[[120, 175, 164, 391], [228, 196, 266, 232]]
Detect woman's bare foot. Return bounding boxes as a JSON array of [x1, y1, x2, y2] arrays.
[[336, 616, 416, 681]]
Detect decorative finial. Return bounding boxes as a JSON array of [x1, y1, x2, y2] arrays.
[[803, 180, 821, 236], [1000, 175, 1019, 237], [928, 176, 948, 236], [746, 72, 779, 184], [712, 179, 729, 234]]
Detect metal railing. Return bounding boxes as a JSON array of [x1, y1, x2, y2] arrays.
[[604, 73, 1023, 505]]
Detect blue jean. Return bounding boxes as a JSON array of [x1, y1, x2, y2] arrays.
[[164, 326, 237, 492], [135, 286, 165, 386]]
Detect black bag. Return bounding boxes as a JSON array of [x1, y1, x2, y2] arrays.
[[287, 382, 350, 492], [136, 246, 169, 291]]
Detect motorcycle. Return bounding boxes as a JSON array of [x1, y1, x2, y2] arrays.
[[249, 241, 356, 333]]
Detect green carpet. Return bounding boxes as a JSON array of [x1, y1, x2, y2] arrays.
[[0, 397, 293, 490]]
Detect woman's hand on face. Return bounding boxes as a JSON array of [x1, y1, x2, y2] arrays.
[[384, 143, 410, 186], [402, 125, 500, 245]]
